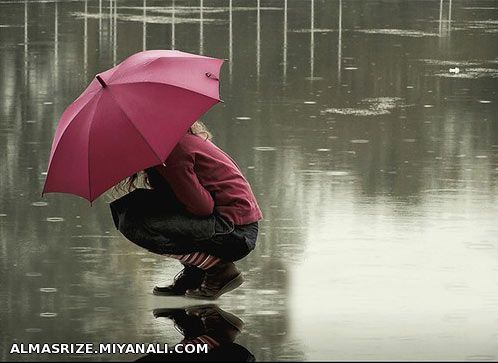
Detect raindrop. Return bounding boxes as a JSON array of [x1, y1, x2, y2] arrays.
[[304, 101, 316, 104], [406, 85, 414, 89], [423, 105, 434, 108], [40, 312, 57, 318], [479, 100, 492, 104], [316, 148, 331, 152], [475, 155, 488, 158], [235, 116, 251, 120], [94, 307, 111, 312], [247, 166, 255, 169], [31, 202, 48, 207], [25, 120, 37, 124], [0, 214, 6, 217], [46, 217, 64, 222], [41, 172, 47, 176], [403, 139, 417, 143], [344, 67, 358, 70], [43, 102, 53, 105], [351, 139, 369, 144], [40, 288, 57, 293], [253, 147, 277, 151]]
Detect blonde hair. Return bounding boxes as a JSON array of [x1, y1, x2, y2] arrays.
[[189, 120, 212, 140], [114, 120, 212, 194]]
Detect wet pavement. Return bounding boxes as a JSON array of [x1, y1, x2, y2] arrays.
[[1, 0, 498, 361]]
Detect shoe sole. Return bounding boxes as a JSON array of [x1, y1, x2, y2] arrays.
[[186, 273, 244, 300], [152, 287, 186, 297]]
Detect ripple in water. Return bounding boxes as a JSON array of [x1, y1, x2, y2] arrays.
[[355, 29, 438, 37], [25, 328, 42, 333], [26, 272, 42, 277], [326, 171, 349, 176], [253, 146, 277, 151], [40, 312, 58, 318], [235, 116, 251, 120], [46, 217, 64, 222], [40, 288, 57, 293], [31, 202, 48, 207], [322, 97, 405, 116]]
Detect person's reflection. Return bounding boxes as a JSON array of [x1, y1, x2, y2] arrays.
[[137, 304, 254, 362]]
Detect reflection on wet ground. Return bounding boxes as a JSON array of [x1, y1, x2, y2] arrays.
[[1, 0, 498, 361]]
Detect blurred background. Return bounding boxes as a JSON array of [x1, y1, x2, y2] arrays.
[[1, 0, 498, 361]]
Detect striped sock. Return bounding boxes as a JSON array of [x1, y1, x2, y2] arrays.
[[164, 252, 221, 270]]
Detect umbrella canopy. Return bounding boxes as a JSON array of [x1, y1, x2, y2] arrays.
[[43, 50, 224, 202]]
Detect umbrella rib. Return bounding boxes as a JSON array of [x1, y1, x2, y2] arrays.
[[110, 81, 221, 103], [108, 55, 220, 85], [107, 90, 165, 166], [86, 92, 105, 202]]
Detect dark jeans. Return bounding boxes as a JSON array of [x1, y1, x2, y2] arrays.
[[110, 188, 258, 262]]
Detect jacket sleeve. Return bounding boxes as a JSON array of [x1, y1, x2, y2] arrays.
[[155, 158, 214, 217]]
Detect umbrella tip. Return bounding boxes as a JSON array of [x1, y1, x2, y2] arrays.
[[96, 75, 107, 88]]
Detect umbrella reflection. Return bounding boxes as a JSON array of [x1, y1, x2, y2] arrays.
[[136, 305, 254, 362]]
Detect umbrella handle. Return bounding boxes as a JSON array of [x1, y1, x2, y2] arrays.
[[205, 72, 219, 81]]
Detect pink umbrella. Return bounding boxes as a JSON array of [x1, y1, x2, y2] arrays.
[[43, 50, 224, 202]]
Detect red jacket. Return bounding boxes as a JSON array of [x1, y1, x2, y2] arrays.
[[156, 133, 262, 225]]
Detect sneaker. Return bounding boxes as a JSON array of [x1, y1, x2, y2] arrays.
[[185, 262, 244, 300], [153, 265, 205, 296]]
